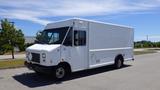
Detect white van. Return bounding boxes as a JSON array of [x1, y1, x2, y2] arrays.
[[25, 18, 134, 79]]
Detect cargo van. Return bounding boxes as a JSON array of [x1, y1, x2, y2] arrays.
[[25, 18, 134, 79]]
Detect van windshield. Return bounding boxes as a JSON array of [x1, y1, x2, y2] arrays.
[[37, 27, 70, 44]]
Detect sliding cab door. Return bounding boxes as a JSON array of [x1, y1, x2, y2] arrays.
[[70, 30, 88, 71]]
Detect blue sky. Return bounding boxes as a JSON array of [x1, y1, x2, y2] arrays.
[[0, 0, 160, 41]]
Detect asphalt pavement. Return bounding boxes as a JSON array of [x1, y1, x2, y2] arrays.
[[0, 53, 160, 90]]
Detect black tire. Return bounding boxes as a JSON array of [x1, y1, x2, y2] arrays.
[[54, 65, 69, 80], [114, 56, 124, 69]]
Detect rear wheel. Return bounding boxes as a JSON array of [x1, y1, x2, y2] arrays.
[[115, 56, 124, 69]]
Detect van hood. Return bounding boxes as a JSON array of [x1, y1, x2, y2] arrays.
[[26, 44, 61, 52]]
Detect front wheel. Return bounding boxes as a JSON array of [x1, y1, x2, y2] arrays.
[[54, 65, 67, 80]]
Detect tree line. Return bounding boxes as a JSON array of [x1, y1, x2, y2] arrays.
[[134, 40, 160, 48]]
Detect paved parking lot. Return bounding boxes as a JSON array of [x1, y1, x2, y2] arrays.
[[0, 53, 160, 90]]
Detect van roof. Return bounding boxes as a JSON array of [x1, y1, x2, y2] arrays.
[[47, 18, 133, 29]]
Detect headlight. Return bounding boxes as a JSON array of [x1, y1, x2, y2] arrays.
[[42, 53, 46, 58]]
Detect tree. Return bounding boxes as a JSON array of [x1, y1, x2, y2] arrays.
[[35, 30, 43, 43], [134, 40, 160, 48], [0, 19, 25, 59]]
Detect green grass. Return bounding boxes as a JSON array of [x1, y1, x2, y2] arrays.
[[134, 50, 157, 55], [0, 59, 25, 69]]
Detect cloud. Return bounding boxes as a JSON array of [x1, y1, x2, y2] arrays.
[[0, 0, 160, 25]]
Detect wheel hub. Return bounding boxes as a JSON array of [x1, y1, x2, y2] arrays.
[[56, 67, 65, 79]]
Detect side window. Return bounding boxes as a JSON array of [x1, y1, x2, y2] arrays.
[[63, 29, 72, 46], [74, 30, 86, 46]]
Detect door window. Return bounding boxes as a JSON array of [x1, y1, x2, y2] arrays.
[[74, 30, 86, 46]]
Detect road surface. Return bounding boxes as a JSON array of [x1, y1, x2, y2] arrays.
[[0, 53, 160, 90], [0, 54, 25, 60]]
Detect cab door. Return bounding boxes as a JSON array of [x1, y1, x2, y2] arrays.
[[70, 29, 88, 71]]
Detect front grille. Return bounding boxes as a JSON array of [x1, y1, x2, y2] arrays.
[[31, 53, 40, 63]]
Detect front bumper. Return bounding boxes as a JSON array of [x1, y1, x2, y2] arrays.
[[24, 61, 56, 74]]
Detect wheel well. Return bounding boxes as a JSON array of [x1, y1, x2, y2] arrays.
[[58, 62, 71, 72], [115, 54, 124, 62]]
